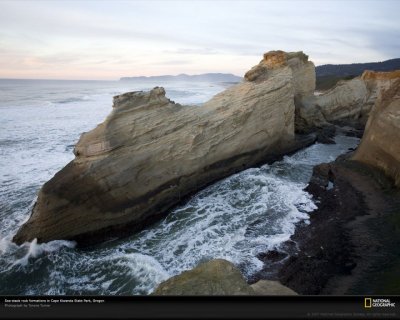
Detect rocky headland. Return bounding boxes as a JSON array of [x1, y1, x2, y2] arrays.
[[12, 50, 400, 295]]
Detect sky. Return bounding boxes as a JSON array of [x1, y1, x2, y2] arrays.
[[0, 0, 399, 80]]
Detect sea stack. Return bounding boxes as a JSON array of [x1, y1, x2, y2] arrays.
[[13, 51, 316, 245]]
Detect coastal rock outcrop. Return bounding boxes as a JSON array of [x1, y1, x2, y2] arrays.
[[295, 70, 400, 132], [245, 50, 315, 98], [250, 280, 298, 295], [152, 259, 297, 295], [361, 70, 400, 111], [353, 79, 400, 187], [13, 51, 316, 245], [152, 259, 255, 295]]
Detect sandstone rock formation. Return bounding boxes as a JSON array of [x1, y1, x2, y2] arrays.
[[245, 50, 315, 98], [295, 70, 400, 132], [152, 259, 297, 295], [353, 79, 400, 187], [13, 51, 316, 245], [152, 259, 255, 295], [361, 70, 400, 112], [250, 280, 297, 295]]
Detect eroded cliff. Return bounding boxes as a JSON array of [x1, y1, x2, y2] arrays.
[[295, 70, 400, 132], [353, 78, 400, 186]]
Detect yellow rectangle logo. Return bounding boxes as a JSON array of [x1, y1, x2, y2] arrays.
[[365, 298, 372, 308]]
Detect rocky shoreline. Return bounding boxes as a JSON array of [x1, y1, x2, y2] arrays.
[[276, 156, 400, 294]]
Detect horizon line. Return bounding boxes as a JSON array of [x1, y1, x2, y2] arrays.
[[0, 72, 243, 82], [1, 56, 399, 82]]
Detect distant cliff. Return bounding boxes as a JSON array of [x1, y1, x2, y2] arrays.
[[120, 73, 242, 82], [315, 58, 400, 90]]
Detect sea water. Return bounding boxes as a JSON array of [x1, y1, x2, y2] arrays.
[[0, 79, 360, 294]]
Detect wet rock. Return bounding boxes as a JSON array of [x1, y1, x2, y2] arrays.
[[278, 158, 400, 294], [257, 250, 288, 263], [315, 125, 336, 144]]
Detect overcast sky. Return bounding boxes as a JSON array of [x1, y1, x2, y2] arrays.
[[0, 0, 399, 80]]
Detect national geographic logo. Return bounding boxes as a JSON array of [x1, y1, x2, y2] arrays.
[[364, 298, 396, 308]]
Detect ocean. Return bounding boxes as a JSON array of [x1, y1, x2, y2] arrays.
[[0, 79, 359, 295]]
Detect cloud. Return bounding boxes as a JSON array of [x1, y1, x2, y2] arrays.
[[164, 48, 221, 55], [0, 0, 399, 79], [153, 59, 193, 65]]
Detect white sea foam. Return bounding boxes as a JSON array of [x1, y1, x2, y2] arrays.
[[36, 251, 169, 295], [119, 167, 318, 279], [10, 238, 76, 267]]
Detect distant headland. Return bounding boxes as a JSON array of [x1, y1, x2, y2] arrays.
[[120, 73, 242, 82]]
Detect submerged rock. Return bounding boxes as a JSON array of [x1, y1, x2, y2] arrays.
[[13, 51, 315, 245], [152, 259, 297, 295], [353, 78, 400, 187]]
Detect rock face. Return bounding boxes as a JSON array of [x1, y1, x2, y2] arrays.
[[353, 79, 400, 187], [152, 259, 297, 295], [152, 259, 255, 295], [295, 70, 400, 132], [13, 51, 316, 245], [245, 50, 315, 98], [361, 70, 400, 114], [250, 280, 297, 295]]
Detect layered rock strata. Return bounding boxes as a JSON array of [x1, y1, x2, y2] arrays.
[[14, 51, 316, 245], [152, 259, 297, 295], [295, 70, 400, 132], [353, 79, 400, 187]]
